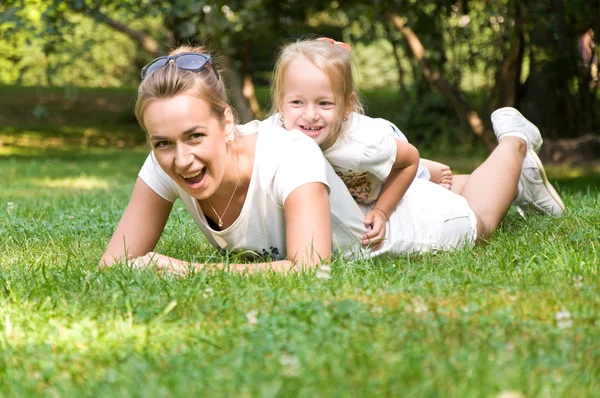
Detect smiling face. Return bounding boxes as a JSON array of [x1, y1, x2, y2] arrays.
[[143, 93, 235, 200], [280, 58, 340, 149]]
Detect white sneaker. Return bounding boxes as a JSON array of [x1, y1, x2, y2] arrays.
[[514, 149, 565, 217], [491, 107, 543, 153]]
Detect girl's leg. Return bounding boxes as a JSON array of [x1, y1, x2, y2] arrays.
[[421, 158, 453, 189]]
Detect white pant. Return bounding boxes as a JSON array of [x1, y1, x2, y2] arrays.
[[364, 178, 477, 257]]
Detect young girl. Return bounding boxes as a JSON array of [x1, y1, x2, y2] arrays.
[[267, 37, 453, 249]]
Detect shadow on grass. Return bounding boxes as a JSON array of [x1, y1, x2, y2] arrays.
[[0, 125, 147, 152], [0, 147, 150, 196], [549, 166, 600, 194]]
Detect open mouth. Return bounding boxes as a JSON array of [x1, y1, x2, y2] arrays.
[[299, 125, 324, 137], [181, 168, 207, 189]]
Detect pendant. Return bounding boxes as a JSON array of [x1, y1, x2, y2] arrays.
[[218, 220, 223, 227]]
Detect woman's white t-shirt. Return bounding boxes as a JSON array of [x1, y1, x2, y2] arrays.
[[138, 121, 369, 260]]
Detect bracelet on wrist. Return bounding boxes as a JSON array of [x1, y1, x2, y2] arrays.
[[372, 208, 389, 220]]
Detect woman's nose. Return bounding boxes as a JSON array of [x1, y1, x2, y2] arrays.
[[174, 144, 194, 169]]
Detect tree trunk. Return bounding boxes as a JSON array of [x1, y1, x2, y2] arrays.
[[67, 4, 258, 122], [519, 0, 598, 139], [387, 13, 496, 152], [220, 55, 255, 123], [384, 22, 405, 91], [241, 40, 263, 119], [492, 1, 525, 110], [540, 134, 600, 165], [90, 11, 160, 56]]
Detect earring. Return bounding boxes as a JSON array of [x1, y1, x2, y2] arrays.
[[279, 115, 284, 123], [343, 116, 348, 121], [226, 135, 234, 143]]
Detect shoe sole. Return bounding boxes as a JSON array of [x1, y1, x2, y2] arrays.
[[529, 150, 565, 216]]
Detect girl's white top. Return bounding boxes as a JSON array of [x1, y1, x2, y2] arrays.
[[265, 113, 430, 204]]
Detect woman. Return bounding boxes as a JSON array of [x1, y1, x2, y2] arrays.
[[100, 46, 564, 275]]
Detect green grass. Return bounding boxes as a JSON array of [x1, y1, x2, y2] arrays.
[[2, 86, 600, 396], [2, 148, 599, 397]]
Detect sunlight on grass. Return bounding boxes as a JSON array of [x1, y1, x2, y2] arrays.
[[547, 163, 600, 178], [33, 176, 110, 190]]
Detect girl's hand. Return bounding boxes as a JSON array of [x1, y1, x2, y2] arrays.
[[362, 209, 388, 250]]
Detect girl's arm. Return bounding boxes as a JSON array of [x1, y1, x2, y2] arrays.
[[362, 139, 419, 248], [127, 182, 333, 275], [99, 178, 173, 267], [374, 139, 419, 217]]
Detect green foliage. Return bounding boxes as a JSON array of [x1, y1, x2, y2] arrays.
[[0, 0, 155, 87], [1, 0, 599, 138], [0, 0, 45, 84]]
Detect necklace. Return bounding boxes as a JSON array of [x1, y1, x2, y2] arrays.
[[207, 176, 240, 228]]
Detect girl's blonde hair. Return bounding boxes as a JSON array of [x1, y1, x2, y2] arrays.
[[270, 38, 364, 146], [135, 45, 232, 132]]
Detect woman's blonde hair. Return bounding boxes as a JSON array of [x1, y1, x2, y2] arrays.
[[270, 38, 364, 146], [135, 45, 232, 131]]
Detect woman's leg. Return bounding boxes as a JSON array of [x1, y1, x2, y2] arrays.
[[449, 175, 469, 195], [458, 107, 565, 240], [460, 137, 525, 239]]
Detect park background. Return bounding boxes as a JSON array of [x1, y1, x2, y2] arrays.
[[1, 0, 600, 396]]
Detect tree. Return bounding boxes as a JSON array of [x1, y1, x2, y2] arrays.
[[345, 0, 599, 152], [387, 12, 495, 151], [48, 0, 346, 122]]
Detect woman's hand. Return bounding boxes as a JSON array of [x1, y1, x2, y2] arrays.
[[284, 182, 333, 269], [130, 252, 300, 276], [130, 252, 196, 276], [362, 208, 387, 250]]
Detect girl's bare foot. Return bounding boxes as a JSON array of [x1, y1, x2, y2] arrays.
[[421, 158, 453, 190]]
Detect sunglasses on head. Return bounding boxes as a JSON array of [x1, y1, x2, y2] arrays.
[[140, 52, 220, 80]]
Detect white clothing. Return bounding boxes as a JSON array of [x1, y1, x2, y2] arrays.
[[139, 122, 368, 261], [372, 178, 477, 255], [265, 113, 430, 204], [139, 121, 476, 262]]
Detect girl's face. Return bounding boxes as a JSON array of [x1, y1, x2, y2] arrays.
[[143, 94, 235, 200], [280, 58, 338, 149]]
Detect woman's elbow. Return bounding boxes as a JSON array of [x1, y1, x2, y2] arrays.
[[289, 246, 332, 271]]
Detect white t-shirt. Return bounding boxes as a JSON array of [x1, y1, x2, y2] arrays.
[[138, 121, 369, 261], [139, 120, 476, 262], [265, 113, 430, 204]]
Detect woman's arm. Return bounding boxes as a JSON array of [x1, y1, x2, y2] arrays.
[[283, 181, 333, 267], [128, 182, 333, 275], [99, 178, 173, 267]]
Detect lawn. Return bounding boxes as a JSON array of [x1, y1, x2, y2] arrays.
[[1, 86, 600, 396]]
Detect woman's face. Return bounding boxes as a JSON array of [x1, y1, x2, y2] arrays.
[[143, 93, 234, 200]]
